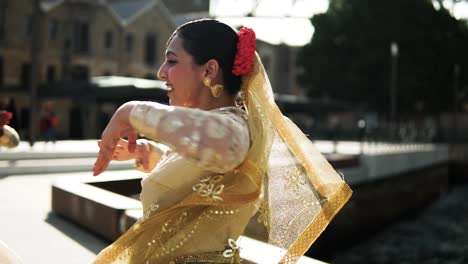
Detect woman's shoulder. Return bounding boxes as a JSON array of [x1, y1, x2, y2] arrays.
[[211, 106, 247, 122]]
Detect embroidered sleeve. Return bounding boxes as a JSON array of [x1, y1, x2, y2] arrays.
[[129, 101, 249, 173]]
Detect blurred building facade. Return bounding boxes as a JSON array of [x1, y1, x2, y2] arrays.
[[1, 0, 175, 83], [0, 0, 176, 139], [0, 0, 309, 140]]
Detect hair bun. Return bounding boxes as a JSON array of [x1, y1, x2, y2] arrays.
[[232, 27, 256, 76]]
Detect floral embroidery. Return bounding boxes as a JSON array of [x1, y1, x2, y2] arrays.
[[257, 200, 270, 230], [284, 164, 308, 194], [161, 211, 188, 234], [206, 119, 228, 139], [222, 238, 240, 258], [144, 202, 160, 219], [192, 175, 224, 202], [162, 116, 184, 133]]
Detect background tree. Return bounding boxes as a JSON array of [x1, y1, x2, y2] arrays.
[[297, 0, 468, 116]]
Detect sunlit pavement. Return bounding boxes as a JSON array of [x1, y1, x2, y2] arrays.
[[0, 171, 112, 264], [0, 140, 117, 263]]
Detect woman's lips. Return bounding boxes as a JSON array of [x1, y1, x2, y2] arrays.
[[166, 84, 173, 94]]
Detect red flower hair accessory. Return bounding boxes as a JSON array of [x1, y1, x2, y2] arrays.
[[232, 27, 256, 76], [0, 111, 12, 126]]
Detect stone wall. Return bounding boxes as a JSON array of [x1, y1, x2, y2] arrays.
[[307, 162, 450, 261]]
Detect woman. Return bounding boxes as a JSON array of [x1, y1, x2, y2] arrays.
[[93, 19, 352, 264]]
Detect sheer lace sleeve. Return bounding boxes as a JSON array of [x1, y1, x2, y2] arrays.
[[129, 101, 250, 173]]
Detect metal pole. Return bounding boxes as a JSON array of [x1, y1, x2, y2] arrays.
[[389, 42, 398, 140], [453, 64, 460, 143], [29, 0, 43, 147]]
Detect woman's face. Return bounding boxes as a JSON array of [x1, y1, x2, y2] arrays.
[[157, 34, 205, 107]]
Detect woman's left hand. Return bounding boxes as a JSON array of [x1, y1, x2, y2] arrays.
[[93, 103, 138, 176]]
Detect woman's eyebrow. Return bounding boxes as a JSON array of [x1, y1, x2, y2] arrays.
[[165, 50, 177, 57]]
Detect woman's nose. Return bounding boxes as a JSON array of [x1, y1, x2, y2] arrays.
[[157, 66, 166, 81]]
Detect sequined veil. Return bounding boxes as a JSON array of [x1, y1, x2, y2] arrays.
[[238, 53, 352, 263], [92, 54, 352, 264]]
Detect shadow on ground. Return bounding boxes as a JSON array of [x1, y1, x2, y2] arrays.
[[45, 212, 109, 254]]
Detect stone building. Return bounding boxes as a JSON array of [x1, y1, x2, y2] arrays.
[[0, 0, 310, 140], [0, 0, 176, 140]]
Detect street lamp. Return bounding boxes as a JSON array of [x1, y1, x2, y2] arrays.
[[389, 41, 398, 140]]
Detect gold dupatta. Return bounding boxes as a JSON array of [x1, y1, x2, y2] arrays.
[[239, 53, 352, 263]]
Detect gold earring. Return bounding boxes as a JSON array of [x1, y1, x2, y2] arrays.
[[203, 77, 223, 98]]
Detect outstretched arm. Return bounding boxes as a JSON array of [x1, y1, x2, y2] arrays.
[[93, 101, 249, 176]]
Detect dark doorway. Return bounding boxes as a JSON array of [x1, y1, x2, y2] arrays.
[[69, 104, 83, 139]]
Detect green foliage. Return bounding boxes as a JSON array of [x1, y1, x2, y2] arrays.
[[298, 0, 468, 114]]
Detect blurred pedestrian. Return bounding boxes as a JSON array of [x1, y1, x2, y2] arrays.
[[39, 103, 59, 143]]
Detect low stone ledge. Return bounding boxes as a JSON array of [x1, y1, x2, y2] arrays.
[[51, 175, 142, 241]]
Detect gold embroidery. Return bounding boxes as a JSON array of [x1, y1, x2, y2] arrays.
[[174, 250, 240, 263], [257, 200, 270, 230], [222, 238, 239, 258], [143, 202, 160, 219], [147, 210, 208, 261], [192, 175, 225, 202], [161, 211, 188, 234], [284, 164, 308, 194]]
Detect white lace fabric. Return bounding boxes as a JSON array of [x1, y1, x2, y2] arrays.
[[129, 102, 250, 173]]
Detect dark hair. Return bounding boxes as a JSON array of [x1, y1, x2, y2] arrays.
[[168, 19, 241, 95]]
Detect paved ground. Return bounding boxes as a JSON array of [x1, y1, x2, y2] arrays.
[[0, 140, 116, 263], [0, 171, 114, 263]]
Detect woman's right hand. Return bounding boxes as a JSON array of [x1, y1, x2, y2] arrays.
[[93, 102, 138, 176]]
